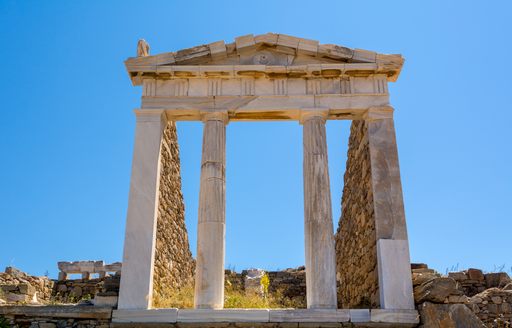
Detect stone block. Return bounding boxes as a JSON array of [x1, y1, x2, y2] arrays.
[[485, 272, 511, 288], [94, 295, 118, 307], [177, 309, 269, 323], [370, 309, 419, 324], [467, 268, 485, 282], [269, 309, 349, 322], [448, 272, 468, 282], [377, 239, 414, 309], [112, 309, 178, 323], [414, 277, 459, 303], [349, 309, 369, 322]]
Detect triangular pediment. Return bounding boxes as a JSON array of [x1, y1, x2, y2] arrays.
[[125, 33, 404, 82]]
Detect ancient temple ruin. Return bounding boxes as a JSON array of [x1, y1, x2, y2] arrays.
[[114, 33, 418, 325]]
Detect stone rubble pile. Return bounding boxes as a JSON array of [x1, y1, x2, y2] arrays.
[[412, 263, 512, 327], [0, 267, 53, 304]]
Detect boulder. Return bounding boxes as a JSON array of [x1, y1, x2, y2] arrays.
[[484, 272, 511, 289], [466, 268, 485, 282], [414, 277, 460, 303], [418, 302, 486, 328]]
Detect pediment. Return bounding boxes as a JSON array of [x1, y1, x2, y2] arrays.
[[125, 33, 404, 83]]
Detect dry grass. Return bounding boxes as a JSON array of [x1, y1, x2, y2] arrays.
[[152, 282, 305, 309]]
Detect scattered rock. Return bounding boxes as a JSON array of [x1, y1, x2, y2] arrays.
[[414, 277, 460, 303], [418, 302, 486, 328]]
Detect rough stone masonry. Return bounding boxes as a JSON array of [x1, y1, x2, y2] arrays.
[[335, 120, 379, 309], [152, 121, 195, 304]]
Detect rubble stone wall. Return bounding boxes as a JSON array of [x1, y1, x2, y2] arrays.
[[0, 267, 53, 304], [335, 120, 379, 308], [153, 121, 195, 303]]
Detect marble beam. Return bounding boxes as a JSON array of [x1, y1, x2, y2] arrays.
[[194, 111, 228, 309], [118, 110, 167, 310], [301, 111, 337, 309]]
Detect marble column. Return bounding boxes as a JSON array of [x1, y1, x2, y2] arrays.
[[118, 110, 167, 310], [194, 111, 228, 309], [301, 111, 338, 309], [365, 107, 414, 310]]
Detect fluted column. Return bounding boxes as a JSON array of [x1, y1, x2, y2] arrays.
[[301, 111, 338, 309], [194, 111, 228, 309], [118, 110, 167, 310]]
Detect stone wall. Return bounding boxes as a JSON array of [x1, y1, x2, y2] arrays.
[[153, 121, 195, 304], [0, 267, 53, 304], [335, 120, 379, 309]]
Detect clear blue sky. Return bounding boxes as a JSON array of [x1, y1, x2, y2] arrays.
[[1, 1, 511, 278]]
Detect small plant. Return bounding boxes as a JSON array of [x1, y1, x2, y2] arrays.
[[260, 273, 270, 299], [0, 317, 10, 328]]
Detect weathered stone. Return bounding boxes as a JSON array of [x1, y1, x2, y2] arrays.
[[418, 302, 485, 328], [152, 121, 195, 306], [414, 277, 459, 303], [484, 272, 511, 289], [335, 120, 379, 309], [467, 269, 485, 282], [448, 272, 468, 282], [411, 263, 428, 270]]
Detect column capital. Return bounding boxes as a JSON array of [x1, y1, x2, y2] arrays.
[[299, 109, 329, 125], [363, 106, 394, 121], [201, 111, 229, 125], [134, 109, 168, 123]]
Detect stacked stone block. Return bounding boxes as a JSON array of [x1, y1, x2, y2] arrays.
[[0, 267, 53, 304], [335, 120, 379, 309], [153, 121, 195, 302]]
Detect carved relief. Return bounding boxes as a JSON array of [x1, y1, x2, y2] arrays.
[[252, 50, 276, 65]]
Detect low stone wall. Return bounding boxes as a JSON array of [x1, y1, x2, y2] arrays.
[[0, 267, 53, 304], [335, 120, 379, 309], [53, 275, 120, 305], [153, 121, 195, 305]]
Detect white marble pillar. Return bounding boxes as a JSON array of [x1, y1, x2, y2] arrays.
[[301, 111, 338, 309], [365, 107, 414, 310], [118, 110, 167, 310], [194, 111, 228, 309]]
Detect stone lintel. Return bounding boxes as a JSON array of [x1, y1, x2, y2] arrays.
[[140, 94, 390, 122]]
